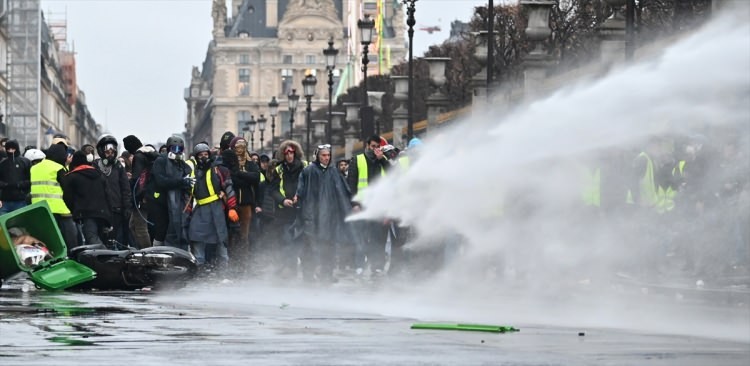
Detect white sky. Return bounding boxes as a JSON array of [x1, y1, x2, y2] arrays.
[[40, 0, 490, 146]]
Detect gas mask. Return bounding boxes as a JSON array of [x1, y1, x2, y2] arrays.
[[168, 145, 185, 161], [86, 153, 94, 163], [100, 143, 117, 165], [197, 155, 212, 168], [167, 152, 185, 161]]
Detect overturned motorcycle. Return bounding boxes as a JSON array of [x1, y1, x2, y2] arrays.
[[68, 244, 198, 291], [0, 202, 198, 291]]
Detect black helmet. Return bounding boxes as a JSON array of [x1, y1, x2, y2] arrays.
[[96, 134, 118, 158], [166, 136, 184, 148]]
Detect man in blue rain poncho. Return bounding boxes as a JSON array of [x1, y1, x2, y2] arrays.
[[294, 144, 355, 283]]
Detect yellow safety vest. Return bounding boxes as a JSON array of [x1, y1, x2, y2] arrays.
[[626, 152, 659, 208], [355, 154, 385, 202], [30, 159, 71, 215], [398, 155, 410, 171], [186, 158, 196, 171], [581, 167, 601, 207], [275, 161, 308, 208], [191, 167, 220, 206]]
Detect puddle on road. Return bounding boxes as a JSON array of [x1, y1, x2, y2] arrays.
[[1, 289, 137, 318], [47, 335, 97, 346]]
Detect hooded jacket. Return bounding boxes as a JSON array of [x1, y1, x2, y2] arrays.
[[61, 156, 111, 224], [270, 140, 306, 207], [131, 145, 160, 202], [0, 140, 32, 201]]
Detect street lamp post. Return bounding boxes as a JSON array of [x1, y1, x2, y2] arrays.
[[257, 114, 267, 154], [358, 15, 375, 105], [487, 0, 494, 100], [247, 115, 257, 151], [268, 96, 279, 145], [402, 0, 417, 139], [302, 74, 317, 160], [358, 15, 375, 143], [287, 89, 299, 139], [323, 37, 339, 144]]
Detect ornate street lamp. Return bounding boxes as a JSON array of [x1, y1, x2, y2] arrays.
[[268, 96, 279, 144], [287, 89, 299, 139], [257, 114, 267, 154], [358, 15, 375, 106], [323, 37, 339, 144], [302, 74, 317, 159], [402, 0, 418, 139], [247, 115, 257, 151]]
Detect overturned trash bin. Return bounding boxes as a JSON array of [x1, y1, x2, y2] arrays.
[[0, 201, 96, 290]]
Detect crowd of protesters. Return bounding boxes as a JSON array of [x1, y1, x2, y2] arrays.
[[0, 126, 746, 285]]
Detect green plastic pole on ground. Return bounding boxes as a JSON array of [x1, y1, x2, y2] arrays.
[[410, 323, 519, 333]]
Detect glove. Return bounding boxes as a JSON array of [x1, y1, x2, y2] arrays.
[[227, 209, 239, 223], [182, 176, 196, 188]]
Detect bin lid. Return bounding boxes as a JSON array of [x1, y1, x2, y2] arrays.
[[28, 260, 96, 291]]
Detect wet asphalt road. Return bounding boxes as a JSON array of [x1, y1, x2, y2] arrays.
[[1, 277, 749, 366]]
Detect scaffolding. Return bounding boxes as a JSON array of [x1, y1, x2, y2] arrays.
[[48, 10, 76, 106], [6, 0, 41, 147]]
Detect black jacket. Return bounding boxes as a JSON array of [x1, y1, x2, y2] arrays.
[[131, 148, 160, 202], [61, 165, 111, 224], [151, 154, 192, 199], [0, 153, 31, 201], [219, 150, 260, 207], [95, 159, 132, 215], [271, 159, 306, 205]]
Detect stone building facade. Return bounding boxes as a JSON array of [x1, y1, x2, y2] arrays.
[[185, 0, 406, 153]]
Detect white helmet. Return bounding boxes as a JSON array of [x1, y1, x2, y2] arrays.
[[24, 149, 46, 162], [16, 243, 52, 267]]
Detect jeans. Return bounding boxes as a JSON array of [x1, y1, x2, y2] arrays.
[[80, 218, 106, 245], [55, 215, 79, 249], [191, 241, 228, 267], [0, 200, 26, 216], [228, 205, 253, 266]]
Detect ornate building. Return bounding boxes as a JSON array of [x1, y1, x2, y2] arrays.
[[184, 0, 406, 152]]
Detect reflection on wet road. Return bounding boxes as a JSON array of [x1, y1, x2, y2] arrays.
[[1, 279, 749, 366]]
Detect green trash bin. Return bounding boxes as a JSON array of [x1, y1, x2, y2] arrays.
[[0, 201, 96, 290]]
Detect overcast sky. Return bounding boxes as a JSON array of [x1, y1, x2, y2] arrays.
[[41, 0, 489, 146]]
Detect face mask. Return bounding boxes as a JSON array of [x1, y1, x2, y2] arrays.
[[86, 154, 94, 163], [168, 152, 178, 160]]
